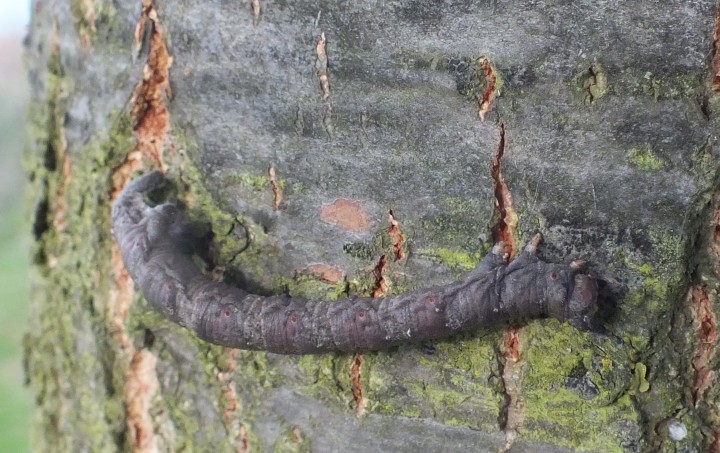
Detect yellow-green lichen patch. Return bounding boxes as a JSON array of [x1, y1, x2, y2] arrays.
[[629, 70, 705, 101], [148, 324, 273, 451], [627, 146, 664, 171], [24, 133, 135, 450], [612, 229, 684, 353], [272, 426, 312, 453], [363, 336, 504, 432], [23, 46, 152, 451], [417, 247, 482, 271], [26, 276, 120, 452], [617, 267, 677, 350], [520, 321, 641, 451], [630, 362, 651, 394], [691, 138, 715, 183], [587, 63, 608, 102], [646, 229, 684, 278], [420, 197, 489, 267], [237, 173, 271, 192], [284, 274, 348, 301], [346, 274, 378, 298], [291, 182, 306, 196], [296, 353, 357, 410], [571, 62, 609, 105], [23, 57, 72, 267], [213, 170, 288, 202]]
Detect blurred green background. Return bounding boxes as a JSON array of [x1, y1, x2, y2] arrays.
[[1, 2, 33, 451]]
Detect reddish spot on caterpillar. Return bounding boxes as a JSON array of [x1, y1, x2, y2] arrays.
[[224, 309, 232, 317], [426, 295, 436, 304], [550, 271, 558, 280], [290, 314, 298, 323], [358, 310, 365, 318]]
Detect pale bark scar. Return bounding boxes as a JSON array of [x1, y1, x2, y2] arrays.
[[320, 198, 372, 232]]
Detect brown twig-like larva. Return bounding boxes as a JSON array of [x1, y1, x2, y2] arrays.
[[112, 171, 598, 354]]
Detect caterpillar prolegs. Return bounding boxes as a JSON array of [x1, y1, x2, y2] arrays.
[[111, 171, 598, 354]]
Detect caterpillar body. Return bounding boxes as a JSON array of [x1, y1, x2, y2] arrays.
[[112, 171, 598, 354]]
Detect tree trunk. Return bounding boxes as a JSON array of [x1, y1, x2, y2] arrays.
[[24, 0, 720, 451]]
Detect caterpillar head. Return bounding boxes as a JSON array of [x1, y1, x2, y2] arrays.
[[565, 274, 598, 330]]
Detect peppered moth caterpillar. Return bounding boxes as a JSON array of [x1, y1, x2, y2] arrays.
[[112, 171, 598, 354]]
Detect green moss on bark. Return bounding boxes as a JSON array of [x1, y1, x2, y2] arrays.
[[24, 110, 132, 452]]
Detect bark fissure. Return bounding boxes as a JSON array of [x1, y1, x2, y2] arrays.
[[490, 124, 519, 256], [351, 353, 366, 416], [217, 349, 250, 453], [268, 164, 283, 210], [712, 7, 720, 93], [125, 350, 159, 453], [113, 0, 172, 199], [690, 287, 718, 405], [478, 58, 497, 121], [501, 326, 525, 452], [251, 0, 261, 26], [488, 123, 527, 450], [109, 0, 173, 352], [388, 210, 406, 262], [110, 1, 173, 450], [370, 254, 388, 298]]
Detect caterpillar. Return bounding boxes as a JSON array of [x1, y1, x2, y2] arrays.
[[111, 171, 599, 354]]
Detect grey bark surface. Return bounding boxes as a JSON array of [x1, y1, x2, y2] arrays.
[[23, 0, 720, 452]]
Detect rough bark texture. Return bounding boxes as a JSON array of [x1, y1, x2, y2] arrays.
[[23, 0, 720, 452]]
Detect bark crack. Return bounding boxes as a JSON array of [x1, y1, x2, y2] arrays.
[[478, 58, 497, 121], [124, 350, 159, 453], [251, 0, 261, 26], [490, 124, 519, 256], [113, 0, 173, 200], [500, 326, 526, 452], [351, 353, 367, 416], [315, 32, 330, 101], [388, 210, 406, 262], [217, 349, 251, 453], [52, 155, 72, 234], [110, 0, 173, 353], [110, 3, 173, 449], [268, 164, 283, 210], [690, 287, 718, 405], [370, 254, 389, 298], [315, 32, 333, 137], [712, 8, 720, 93], [686, 194, 720, 448], [583, 63, 608, 105], [489, 123, 526, 449]]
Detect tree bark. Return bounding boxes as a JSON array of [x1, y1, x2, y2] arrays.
[[24, 0, 720, 452]]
